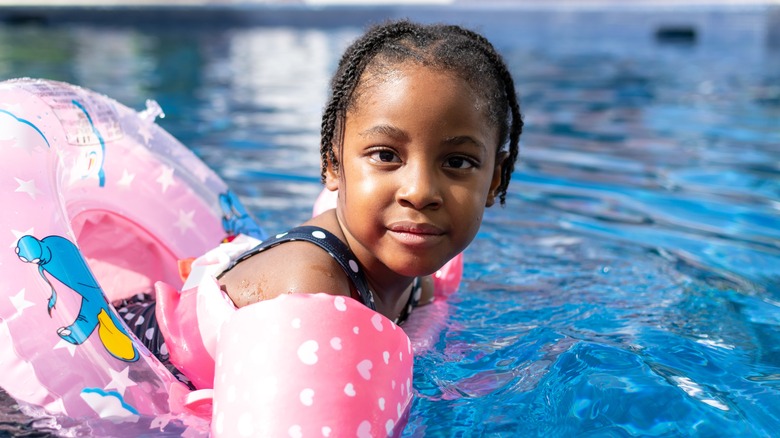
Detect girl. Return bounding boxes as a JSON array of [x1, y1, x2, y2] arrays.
[[121, 19, 522, 381], [217, 19, 522, 323]]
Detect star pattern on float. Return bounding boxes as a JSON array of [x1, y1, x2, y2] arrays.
[[117, 169, 136, 187], [14, 177, 42, 200], [192, 162, 211, 184], [9, 288, 35, 314], [53, 339, 78, 357], [137, 123, 153, 145], [156, 166, 175, 193], [174, 209, 196, 234], [105, 366, 137, 396]]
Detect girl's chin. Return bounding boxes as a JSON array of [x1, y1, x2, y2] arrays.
[[385, 257, 450, 278]]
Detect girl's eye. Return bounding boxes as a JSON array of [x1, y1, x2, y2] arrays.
[[444, 156, 476, 169], [370, 150, 401, 163]]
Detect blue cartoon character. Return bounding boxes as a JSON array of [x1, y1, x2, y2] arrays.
[[15, 235, 139, 362], [219, 190, 266, 242]]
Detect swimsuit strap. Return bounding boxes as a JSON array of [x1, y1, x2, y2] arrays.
[[221, 226, 376, 311]]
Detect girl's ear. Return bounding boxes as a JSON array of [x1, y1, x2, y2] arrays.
[[486, 151, 509, 207], [324, 153, 340, 191]]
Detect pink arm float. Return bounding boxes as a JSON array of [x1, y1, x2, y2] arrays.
[[156, 273, 413, 437]]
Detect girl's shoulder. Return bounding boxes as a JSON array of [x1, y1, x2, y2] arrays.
[[219, 210, 353, 307]]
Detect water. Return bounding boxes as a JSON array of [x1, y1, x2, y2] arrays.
[[1, 5, 779, 436]]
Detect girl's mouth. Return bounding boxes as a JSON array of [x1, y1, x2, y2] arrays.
[[386, 221, 445, 246], [387, 221, 445, 235]]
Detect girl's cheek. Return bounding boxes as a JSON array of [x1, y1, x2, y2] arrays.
[[354, 169, 385, 193]]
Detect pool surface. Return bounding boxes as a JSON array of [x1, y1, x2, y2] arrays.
[[1, 3, 779, 436]]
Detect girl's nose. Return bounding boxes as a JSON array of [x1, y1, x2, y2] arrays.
[[396, 164, 443, 210]]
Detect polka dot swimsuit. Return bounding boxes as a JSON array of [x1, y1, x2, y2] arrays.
[[220, 226, 422, 324], [118, 226, 421, 388], [116, 293, 193, 387]]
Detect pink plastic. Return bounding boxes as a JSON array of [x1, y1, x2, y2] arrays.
[[156, 272, 236, 390], [213, 293, 413, 437]]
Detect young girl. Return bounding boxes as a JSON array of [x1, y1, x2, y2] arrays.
[[217, 19, 522, 323], [122, 19, 522, 380]]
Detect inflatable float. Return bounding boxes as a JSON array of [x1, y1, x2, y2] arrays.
[[0, 78, 461, 436]]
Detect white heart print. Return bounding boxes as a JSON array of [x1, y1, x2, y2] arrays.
[[297, 340, 318, 365]]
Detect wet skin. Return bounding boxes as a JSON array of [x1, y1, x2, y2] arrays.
[[220, 62, 505, 321]]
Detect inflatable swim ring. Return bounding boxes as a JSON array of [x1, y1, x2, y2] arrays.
[[0, 78, 459, 436]]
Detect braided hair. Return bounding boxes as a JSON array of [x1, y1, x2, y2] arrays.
[[320, 20, 522, 205]]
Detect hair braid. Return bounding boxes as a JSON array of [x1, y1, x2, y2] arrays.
[[496, 65, 522, 205]]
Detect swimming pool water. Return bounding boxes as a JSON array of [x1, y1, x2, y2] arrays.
[[1, 6, 779, 436]]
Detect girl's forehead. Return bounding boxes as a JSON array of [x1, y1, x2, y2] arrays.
[[352, 62, 485, 111], [344, 63, 501, 150], [360, 61, 458, 86]]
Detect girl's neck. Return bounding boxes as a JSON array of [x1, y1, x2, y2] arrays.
[[372, 279, 416, 323], [361, 259, 415, 319]]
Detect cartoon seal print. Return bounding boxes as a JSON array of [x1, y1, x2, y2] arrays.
[[15, 234, 139, 362]]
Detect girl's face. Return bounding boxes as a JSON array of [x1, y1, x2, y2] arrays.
[[326, 62, 504, 285]]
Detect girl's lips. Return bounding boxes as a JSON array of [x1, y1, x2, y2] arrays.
[[387, 221, 446, 247], [387, 221, 445, 235]]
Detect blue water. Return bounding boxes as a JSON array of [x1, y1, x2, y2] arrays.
[[1, 6, 779, 436]]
